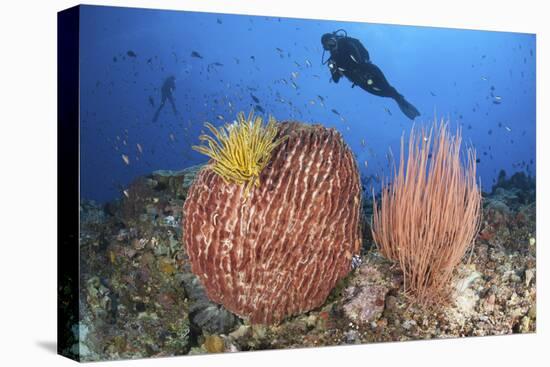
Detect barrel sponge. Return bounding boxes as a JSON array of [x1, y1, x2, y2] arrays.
[[183, 118, 362, 324]]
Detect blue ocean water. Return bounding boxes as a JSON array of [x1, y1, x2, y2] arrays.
[[79, 5, 536, 203]]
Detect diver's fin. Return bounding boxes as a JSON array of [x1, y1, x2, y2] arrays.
[[395, 96, 420, 120]]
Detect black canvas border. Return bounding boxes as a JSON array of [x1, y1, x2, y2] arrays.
[[57, 5, 80, 362]]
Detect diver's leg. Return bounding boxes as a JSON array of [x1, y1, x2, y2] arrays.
[[152, 97, 166, 122], [363, 63, 420, 120], [361, 63, 400, 98], [167, 95, 178, 115]]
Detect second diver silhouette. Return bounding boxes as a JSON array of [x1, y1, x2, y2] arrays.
[[321, 30, 420, 120], [152, 76, 178, 122]]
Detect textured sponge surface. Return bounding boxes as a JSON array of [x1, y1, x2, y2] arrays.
[[183, 122, 362, 324]]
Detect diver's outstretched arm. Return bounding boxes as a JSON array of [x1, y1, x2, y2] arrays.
[[331, 70, 342, 83], [328, 61, 342, 83]]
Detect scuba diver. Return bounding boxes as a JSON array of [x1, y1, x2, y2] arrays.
[[321, 30, 420, 120], [152, 75, 178, 122]]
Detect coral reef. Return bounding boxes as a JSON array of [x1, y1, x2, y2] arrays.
[[372, 120, 482, 305], [184, 119, 362, 324], [479, 170, 536, 252], [74, 163, 535, 360]]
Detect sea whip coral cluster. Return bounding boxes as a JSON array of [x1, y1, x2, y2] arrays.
[[183, 115, 362, 324], [372, 119, 482, 306]]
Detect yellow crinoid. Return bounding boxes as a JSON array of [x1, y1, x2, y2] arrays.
[[192, 110, 287, 195]]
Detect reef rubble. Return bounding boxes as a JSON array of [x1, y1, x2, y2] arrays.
[[70, 167, 535, 361]]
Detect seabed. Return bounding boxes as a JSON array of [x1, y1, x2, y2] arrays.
[[67, 166, 535, 361]]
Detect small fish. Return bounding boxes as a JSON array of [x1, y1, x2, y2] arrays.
[[505, 126, 512, 132], [331, 109, 340, 116], [217, 18, 222, 24], [275, 47, 283, 52], [169, 133, 175, 142], [123, 189, 130, 199], [127, 50, 137, 57], [317, 95, 325, 102], [191, 51, 203, 59], [207, 62, 224, 72], [481, 76, 488, 81], [255, 105, 265, 113], [148, 96, 155, 107], [250, 55, 256, 61], [291, 71, 299, 79], [216, 115, 224, 121], [384, 107, 392, 116], [291, 81, 298, 90], [121, 154, 130, 165], [136, 143, 143, 154], [361, 138, 366, 147], [350, 54, 358, 63], [305, 59, 312, 67], [251, 94, 260, 103], [430, 91, 436, 96]]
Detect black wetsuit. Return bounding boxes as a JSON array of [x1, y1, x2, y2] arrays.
[[152, 76, 178, 122], [325, 36, 420, 120]]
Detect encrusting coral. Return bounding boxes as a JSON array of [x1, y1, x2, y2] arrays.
[[372, 119, 482, 306], [184, 112, 362, 324]]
